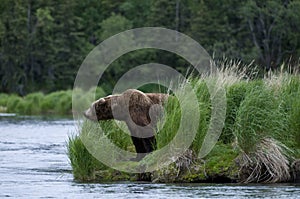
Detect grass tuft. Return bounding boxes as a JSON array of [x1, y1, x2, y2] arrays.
[[67, 134, 107, 181], [237, 138, 291, 183], [233, 83, 287, 153]]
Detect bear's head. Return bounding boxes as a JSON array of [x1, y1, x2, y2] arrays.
[[84, 94, 120, 121]]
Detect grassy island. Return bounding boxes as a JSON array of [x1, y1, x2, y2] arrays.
[[68, 66, 300, 183]]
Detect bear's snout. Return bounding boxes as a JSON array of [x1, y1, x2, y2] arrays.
[[83, 106, 97, 121]]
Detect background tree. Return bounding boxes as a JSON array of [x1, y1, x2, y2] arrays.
[[241, 0, 300, 70], [0, 0, 299, 94], [0, 0, 30, 94]]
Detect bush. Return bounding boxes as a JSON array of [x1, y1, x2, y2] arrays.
[[54, 90, 72, 114], [0, 93, 9, 107], [0, 87, 107, 115], [41, 91, 68, 113], [6, 95, 23, 113], [23, 92, 44, 114]]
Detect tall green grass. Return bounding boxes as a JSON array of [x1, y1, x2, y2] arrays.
[[279, 76, 300, 150], [68, 65, 300, 182], [233, 83, 287, 152], [67, 134, 107, 181], [155, 95, 181, 149], [222, 81, 248, 143], [68, 119, 135, 180]]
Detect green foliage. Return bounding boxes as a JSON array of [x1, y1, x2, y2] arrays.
[[233, 84, 287, 152], [191, 80, 211, 154], [279, 76, 300, 149], [189, 0, 247, 60], [147, 0, 177, 30], [1, 0, 300, 94], [289, 96, 300, 149], [138, 84, 169, 94], [222, 81, 248, 143], [119, 0, 152, 28], [22, 92, 44, 114], [1, 88, 107, 115], [6, 95, 23, 113], [95, 87, 106, 99], [99, 13, 133, 41], [41, 91, 68, 113], [2, 87, 106, 115], [54, 91, 72, 115], [67, 134, 106, 181], [0, 93, 9, 106], [99, 120, 133, 151], [203, 143, 239, 178], [155, 79, 210, 154], [240, 0, 300, 70], [221, 80, 263, 143], [156, 96, 181, 149], [79, 119, 134, 163]]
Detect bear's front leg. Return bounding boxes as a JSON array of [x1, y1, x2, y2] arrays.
[[130, 136, 147, 161], [142, 136, 156, 153], [130, 136, 156, 161]]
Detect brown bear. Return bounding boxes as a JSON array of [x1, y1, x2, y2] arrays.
[[84, 89, 168, 160]]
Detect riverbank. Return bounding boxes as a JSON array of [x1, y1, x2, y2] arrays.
[[68, 67, 300, 184], [0, 87, 106, 115], [0, 91, 72, 115]]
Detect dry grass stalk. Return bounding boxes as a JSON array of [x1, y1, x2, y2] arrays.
[[238, 137, 291, 183]]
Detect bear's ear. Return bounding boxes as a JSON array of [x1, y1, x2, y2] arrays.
[[99, 98, 105, 103], [92, 98, 105, 107]]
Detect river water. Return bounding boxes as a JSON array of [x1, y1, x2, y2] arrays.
[[0, 115, 299, 199]]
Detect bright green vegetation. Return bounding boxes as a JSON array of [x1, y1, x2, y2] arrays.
[[0, 90, 73, 115], [68, 68, 300, 183], [67, 121, 136, 181], [68, 134, 105, 181], [0, 87, 106, 115], [1, 0, 300, 95]]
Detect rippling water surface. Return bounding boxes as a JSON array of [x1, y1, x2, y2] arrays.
[[0, 115, 299, 199]]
